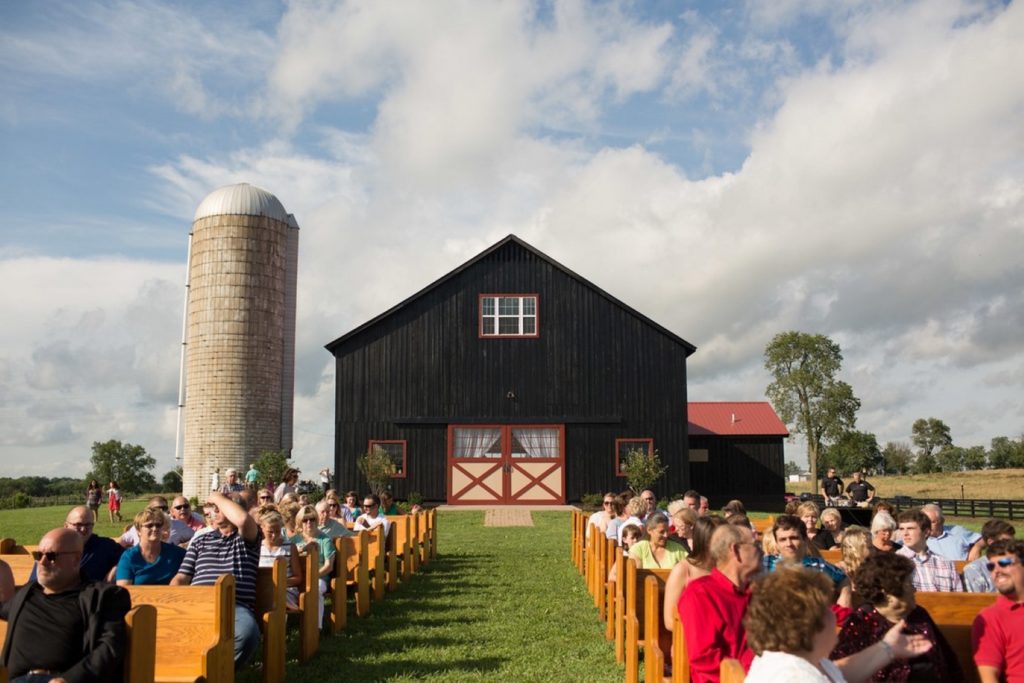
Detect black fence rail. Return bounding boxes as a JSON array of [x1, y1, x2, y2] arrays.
[[795, 493, 1023, 521], [897, 498, 1024, 521]]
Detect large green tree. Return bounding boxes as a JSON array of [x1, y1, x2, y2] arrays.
[[911, 417, 953, 459], [764, 331, 860, 485], [881, 441, 913, 474], [989, 436, 1024, 469], [826, 430, 881, 474], [87, 439, 157, 493]]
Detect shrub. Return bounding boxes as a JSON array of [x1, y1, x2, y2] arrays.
[[357, 446, 397, 496], [619, 448, 668, 494], [580, 492, 604, 510]]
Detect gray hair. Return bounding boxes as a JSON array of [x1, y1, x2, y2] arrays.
[[871, 510, 897, 534], [645, 512, 670, 531]]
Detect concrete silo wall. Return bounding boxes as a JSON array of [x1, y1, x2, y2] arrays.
[[182, 213, 288, 500]]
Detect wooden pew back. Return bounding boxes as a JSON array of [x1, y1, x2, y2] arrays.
[[3, 555, 37, 587], [0, 602, 157, 683], [255, 558, 287, 683], [126, 573, 235, 683], [916, 591, 997, 683]]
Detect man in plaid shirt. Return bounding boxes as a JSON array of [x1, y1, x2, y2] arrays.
[[896, 508, 963, 592]]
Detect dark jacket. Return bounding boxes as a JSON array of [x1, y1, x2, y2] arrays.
[[1, 577, 131, 683]]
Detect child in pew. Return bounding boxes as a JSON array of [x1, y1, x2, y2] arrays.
[[257, 508, 302, 610]]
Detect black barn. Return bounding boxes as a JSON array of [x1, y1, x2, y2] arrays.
[[325, 235, 697, 504]]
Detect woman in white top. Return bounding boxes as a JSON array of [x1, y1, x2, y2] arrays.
[[257, 508, 302, 609], [745, 567, 933, 683]]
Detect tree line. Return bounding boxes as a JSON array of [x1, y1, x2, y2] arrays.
[[766, 331, 1024, 478]]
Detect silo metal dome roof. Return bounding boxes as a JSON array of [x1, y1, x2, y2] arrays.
[[193, 182, 289, 223]]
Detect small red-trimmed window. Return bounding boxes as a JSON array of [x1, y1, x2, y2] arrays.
[[615, 438, 654, 477], [368, 440, 407, 478], [480, 294, 538, 337]]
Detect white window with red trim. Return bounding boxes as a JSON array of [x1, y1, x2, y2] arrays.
[[368, 440, 407, 478], [615, 438, 654, 477], [479, 294, 538, 337]]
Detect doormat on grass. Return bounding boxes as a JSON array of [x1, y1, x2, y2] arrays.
[[484, 509, 534, 526]]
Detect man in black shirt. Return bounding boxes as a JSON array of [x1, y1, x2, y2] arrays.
[[0, 527, 131, 682], [845, 470, 876, 507], [820, 467, 844, 504]]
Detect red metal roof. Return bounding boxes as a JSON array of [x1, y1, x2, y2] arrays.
[[688, 402, 789, 437]]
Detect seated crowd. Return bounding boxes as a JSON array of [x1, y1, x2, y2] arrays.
[[0, 483, 413, 681], [588, 488, 1023, 683]]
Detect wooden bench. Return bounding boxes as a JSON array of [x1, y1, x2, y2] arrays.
[[720, 657, 746, 683], [385, 514, 413, 589], [291, 544, 320, 662], [255, 558, 287, 683], [328, 531, 370, 632], [366, 526, 386, 603], [126, 574, 235, 683], [0, 602, 157, 683], [916, 591, 997, 683], [0, 539, 35, 555], [3, 555, 38, 587]]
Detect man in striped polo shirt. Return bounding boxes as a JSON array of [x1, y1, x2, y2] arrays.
[[172, 491, 261, 667]]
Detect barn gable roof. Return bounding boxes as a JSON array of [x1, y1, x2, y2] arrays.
[[325, 234, 696, 354], [688, 401, 789, 437]]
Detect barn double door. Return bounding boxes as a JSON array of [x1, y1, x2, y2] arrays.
[[447, 425, 565, 505]]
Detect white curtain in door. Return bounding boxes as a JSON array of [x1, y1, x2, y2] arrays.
[[512, 428, 559, 458], [453, 427, 502, 458]]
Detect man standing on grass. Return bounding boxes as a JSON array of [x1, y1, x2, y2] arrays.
[[964, 520, 1015, 592], [896, 509, 963, 592], [244, 463, 260, 492], [678, 523, 760, 682], [922, 503, 984, 561], [972, 538, 1024, 682], [172, 492, 261, 668], [1, 527, 132, 682]]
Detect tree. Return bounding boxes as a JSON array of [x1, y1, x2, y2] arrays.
[[827, 430, 881, 474], [764, 331, 860, 486], [911, 450, 938, 475], [619, 447, 668, 494], [936, 445, 963, 473], [357, 445, 397, 496], [87, 439, 157, 493], [881, 441, 913, 475], [784, 461, 803, 477], [252, 449, 289, 489], [911, 418, 953, 459], [962, 445, 987, 471], [989, 436, 1024, 469], [161, 468, 183, 493]]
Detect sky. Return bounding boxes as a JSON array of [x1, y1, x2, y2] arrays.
[[1, 0, 1022, 482]]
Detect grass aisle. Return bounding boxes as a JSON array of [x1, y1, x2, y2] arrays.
[[280, 510, 620, 682]]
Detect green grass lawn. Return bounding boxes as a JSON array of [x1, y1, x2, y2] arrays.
[[0, 498, 154, 545], [2, 506, 621, 683], [249, 510, 621, 683]]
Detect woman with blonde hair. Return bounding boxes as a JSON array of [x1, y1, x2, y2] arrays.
[[821, 508, 845, 545], [115, 508, 184, 586], [837, 526, 870, 577], [667, 501, 698, 553], [798, 501, 836, 551], [290, 505, 334, 625], [258, 508, 302, 609]]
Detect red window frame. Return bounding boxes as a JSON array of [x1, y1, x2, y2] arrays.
[[614, 438, 654, 477], [478, 293, 540, 338], [368, 440, 407, 479]]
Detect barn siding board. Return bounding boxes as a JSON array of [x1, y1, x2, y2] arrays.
[[329, 237, 694, 502], [688, 435, 784, 511]]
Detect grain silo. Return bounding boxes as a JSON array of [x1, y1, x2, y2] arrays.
[[176, 183, 299, 500]]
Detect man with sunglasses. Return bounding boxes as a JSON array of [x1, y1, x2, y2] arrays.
[[963, 519, 1015, 593], [1, 527, 132, 682], [353, 494, 392, 537], [171, 496, 205, 532], [118, 496, 194, 547], [972, 538, 1024, 683]]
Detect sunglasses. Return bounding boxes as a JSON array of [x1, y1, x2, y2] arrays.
[[328, 503, 340, 508], [68, 522, 94, 529], [32, 550, 76, 562], [986, 557, 1020, 572], [301, 517, 317, 523], [602, 501, 614, 505], [142, 523, 164, 530], [362, 503, 377, 509], [259, 495, 272, 500], [173, 504, 190, 510]]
